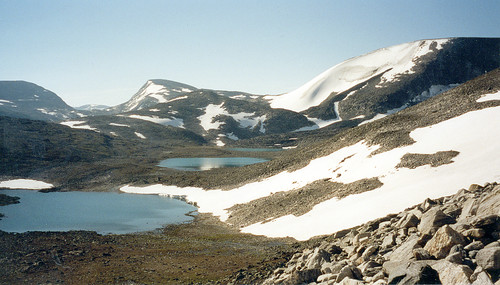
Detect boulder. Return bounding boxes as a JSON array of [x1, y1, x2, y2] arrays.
[[361, 245, 378, 261], [431, 260, 473, 285], [359, 260, 382, 277], [465, 241, 485, 251], [381, 233, 396, 249], [471, 266, 494, 285], [396, 213, 420, 229], [476, 185, 500, 217], [288, 269, 322, 284], [424, 225, 466, 259], [383, 260, 440, 285], [458, 197, 479, 222], [317, 273, 337, 283], [418, 207, 455, 235], [304, 248, 331, 270], [390, 235, 420, 261], [413, 248, 432, 260], [463, 228, 486, 239], [476, 246, 500, 271], [336, 265, 362, 283], [337, 277, 364, 285]]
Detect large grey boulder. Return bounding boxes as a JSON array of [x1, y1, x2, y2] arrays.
[[418, 207, 455, 235], [431, 260, 473, 285], [336, 265, 362, 283], [424, 225, 466, 259], [383, 260, 440, 285], [304, 248, 331, 270], [471, 266, 495, 285], [476, 185, 500, 217], [476, 246, 500, 271], [396, 212, 420, 229], [390, 235, 420, 261]]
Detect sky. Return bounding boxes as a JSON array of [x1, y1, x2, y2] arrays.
[[1, 0, 499, 107]]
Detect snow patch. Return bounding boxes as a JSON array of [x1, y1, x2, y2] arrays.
[[134, 132, 146, 139], [0, 179, 54, 190], [477, 90, 500, 102], [167, 96, 188, 103], [109, 123, 130, 127], [60, 121, 98, 131], [227, 132, 239, 140], [123, 114, 184, 128]]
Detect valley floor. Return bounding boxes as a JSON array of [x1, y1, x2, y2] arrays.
[[0, 214, 295, 284]]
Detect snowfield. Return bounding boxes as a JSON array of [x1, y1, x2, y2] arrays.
[[122, 104, 500, 240], [197, 103, 266, 133], [123, 114, 185, 128], [60, 121, 98, 131], [0, 179, 54, 190], [266, 39, 450, 112]]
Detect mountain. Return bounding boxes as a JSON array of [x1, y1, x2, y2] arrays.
[[266, 37, 500, 128], [106, 79, 198, 113], [122, 68, 500, 241], [0, 81, 82, 122], [113, 89, 313, 145], [75, 104, 110, 111]]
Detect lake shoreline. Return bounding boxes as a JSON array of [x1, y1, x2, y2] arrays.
[[0, 213, 297, 284]]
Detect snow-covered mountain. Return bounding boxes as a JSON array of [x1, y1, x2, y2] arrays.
[[122, 67, 500, 240], [0, 81, 83, 122], [107, 79, 198, 113], [266, 37, 500, 130], [86, 90, 313, 145], [75, 104, 110, 111]]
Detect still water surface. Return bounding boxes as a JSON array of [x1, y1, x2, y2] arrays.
[[0, 190, 196, 234], [158, 157, 269, 171]]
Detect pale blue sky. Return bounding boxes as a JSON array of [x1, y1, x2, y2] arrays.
[[1, 0, 499, 106]]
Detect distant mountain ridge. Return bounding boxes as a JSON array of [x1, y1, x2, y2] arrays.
[[2, 37, 499, 146], [0, 81, 82, 122]]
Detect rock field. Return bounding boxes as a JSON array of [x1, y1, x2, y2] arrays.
[[261, 182, 500, 285]]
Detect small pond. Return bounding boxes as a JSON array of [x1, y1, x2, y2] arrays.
[[0, 190, 196, 234], [158, 157, 269, 171]]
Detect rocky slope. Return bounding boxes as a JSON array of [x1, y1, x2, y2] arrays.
[[256, 182, 500, 285], [0, 81, 82, 122]]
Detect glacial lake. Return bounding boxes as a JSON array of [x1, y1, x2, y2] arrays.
[[158, 157, 269, 171], [0, 190, 197, 234]]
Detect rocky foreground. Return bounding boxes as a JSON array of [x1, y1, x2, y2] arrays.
[[257, 182, 500, 285]]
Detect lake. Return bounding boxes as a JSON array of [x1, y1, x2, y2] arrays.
[[0, 190, 197, 234], [158, 157, 269, 171]]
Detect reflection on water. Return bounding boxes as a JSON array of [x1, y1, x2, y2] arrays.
[[158, 157, 269, 171], [0, 190, 197, 234]]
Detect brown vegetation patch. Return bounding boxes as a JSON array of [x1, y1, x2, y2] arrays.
[[396, 150, 460, 169], [227, 178, 383, 228]]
